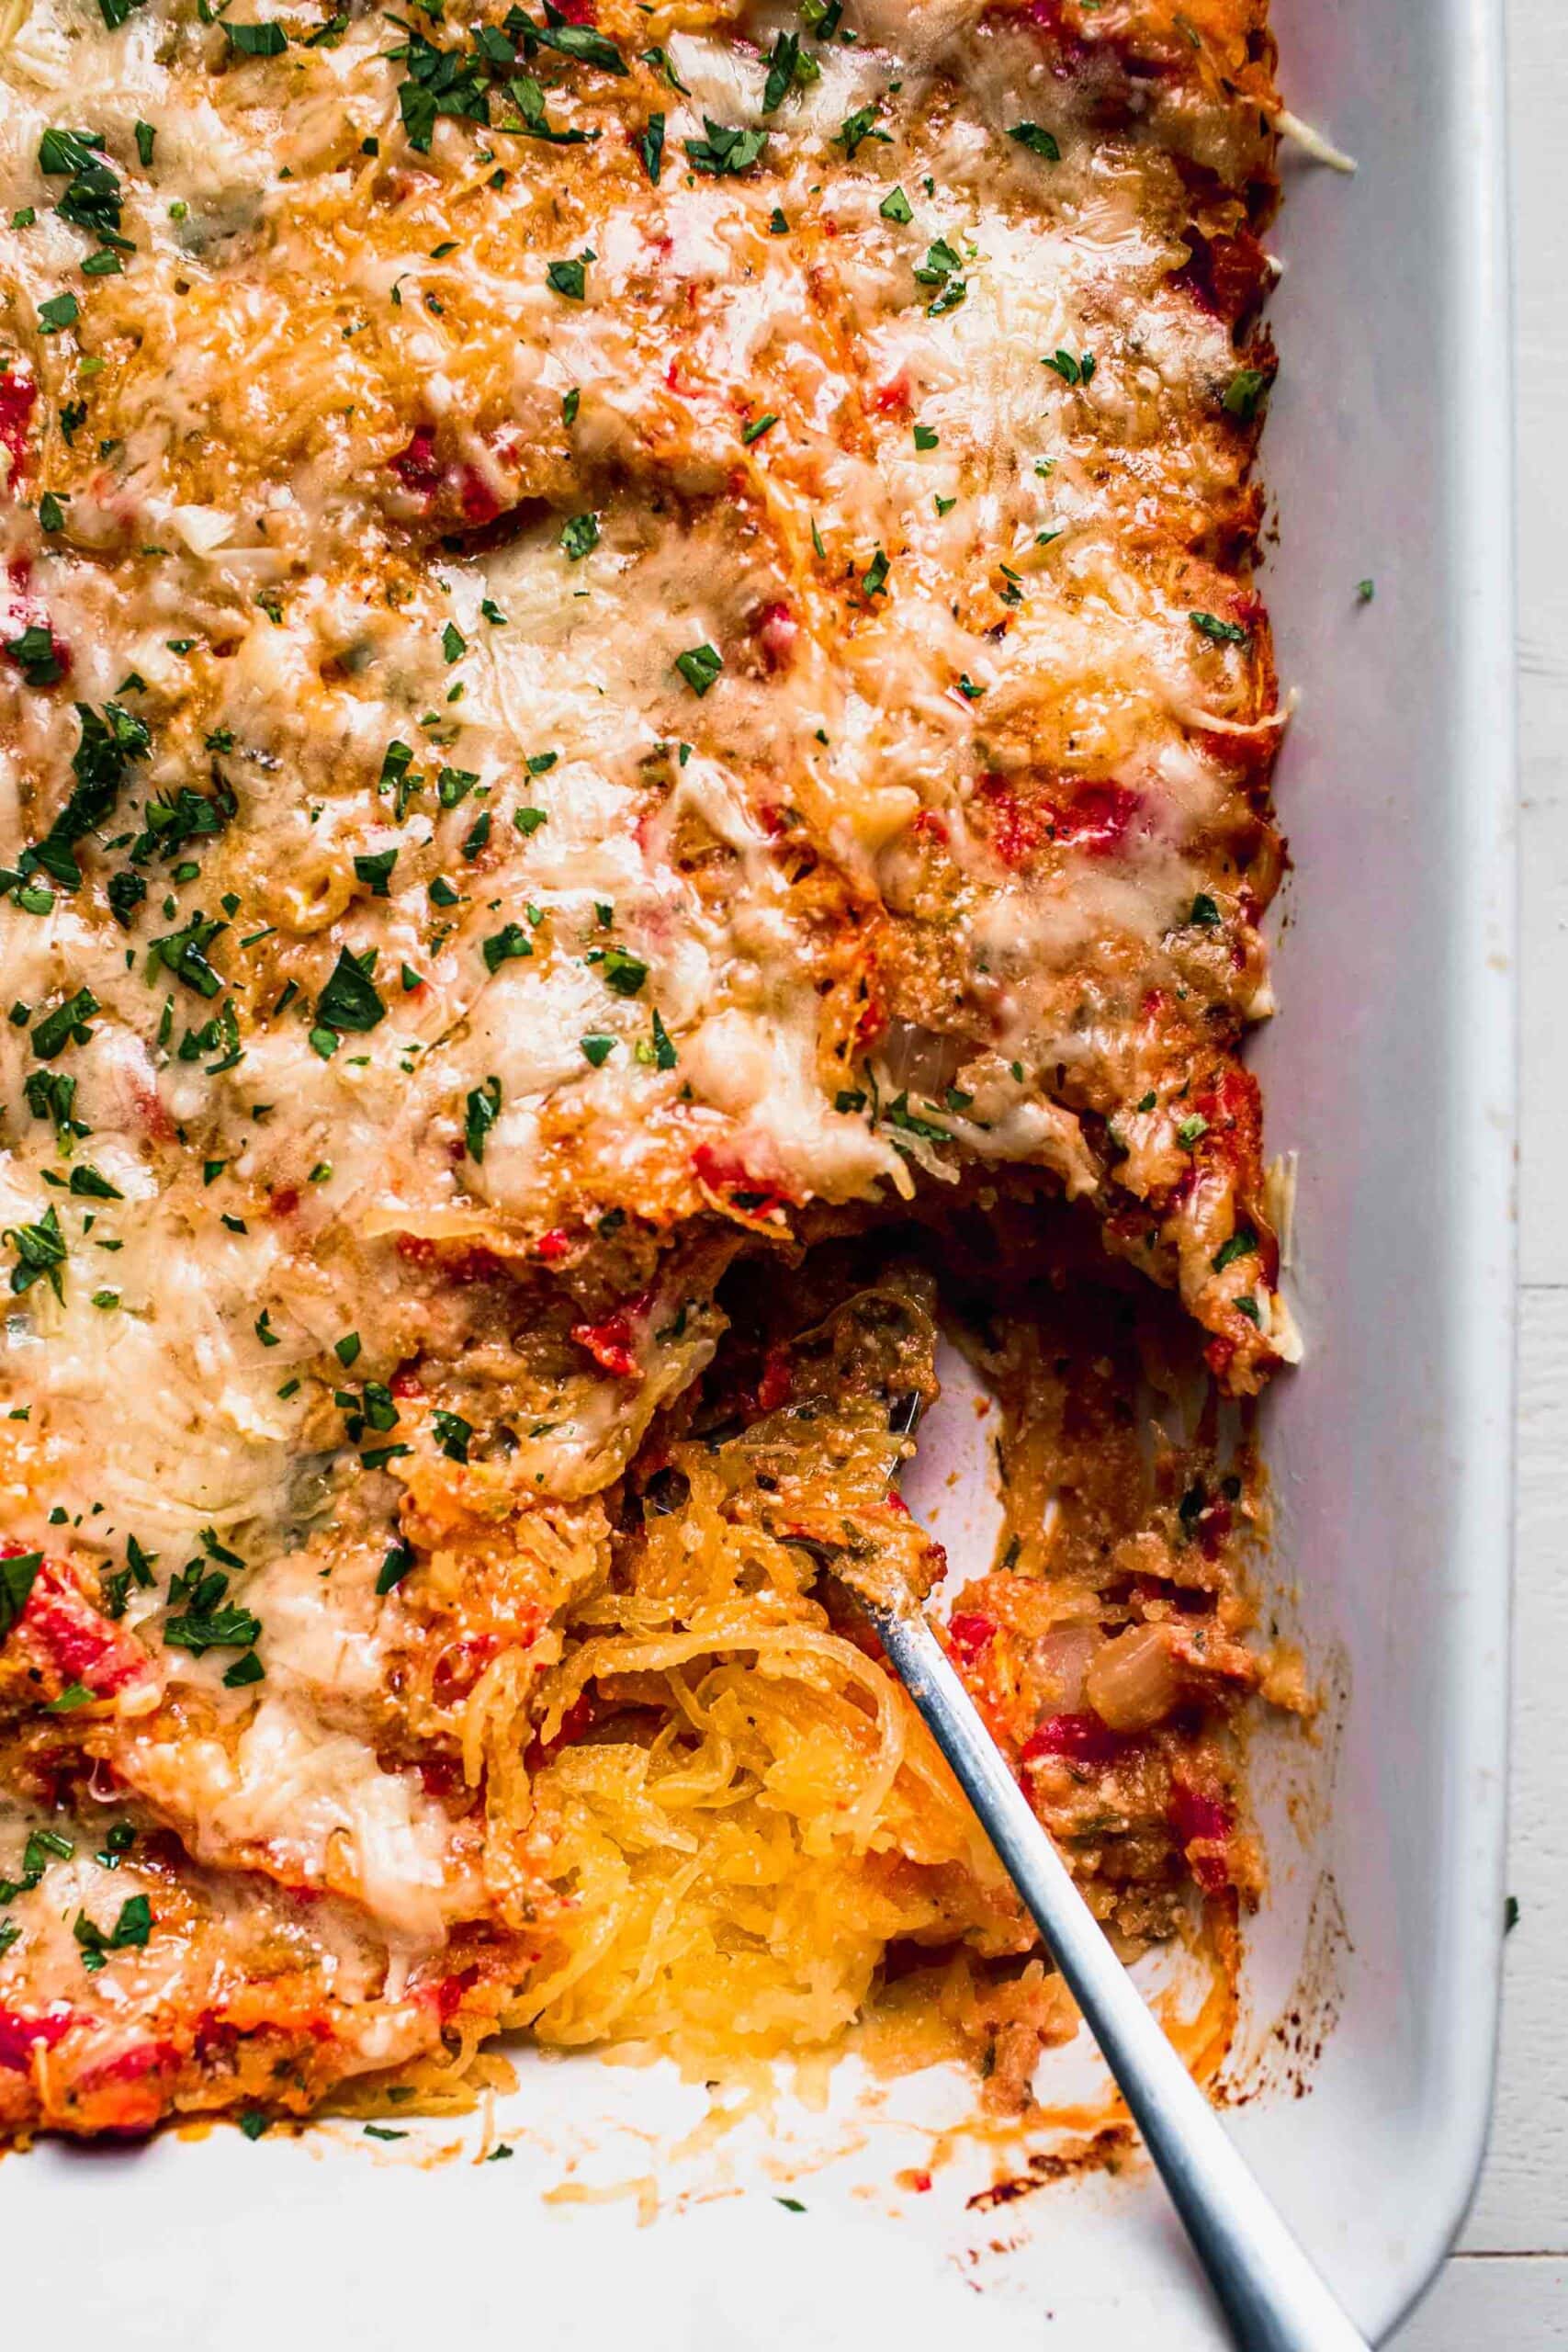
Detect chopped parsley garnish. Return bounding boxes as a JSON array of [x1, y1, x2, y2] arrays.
[[742, 413, 778, 446], [4, 624, 62, 687], [913, 237, 964, 316], [559, 511, 600, 560], [521, 8, 626, 75], [0, 1552, 43, 1641], [464, 1076, 502, 1160], [639, 43, 689, 93], [391, 28, 491, 153], [149, 911, 227, 998], [1211, 1227, 1257, 1274], [441, 621, 467, 663], [354, 848, 398, 898], [1189, 609, 1249, 645], [376, 1544, 414, 1596], [67, 1163, 119, 1200], [514, 807, 547, 835], [580, 1034, 615, 1067], [1041, 347, 1096, 387], [380, 738, 416, 799], [683, 120, 766, 176], [315, 946, 387, 1035], [482, 923, 534, 972], [1177, 1113, 1210, 1148], [430, 1410, 472, 1464], [5, 1206, 67, 1302], [546, 249, 593, 300], [73, 1893, 151, 1970], [595, 944, 649, 997], [25, 1069, 85, 1151], [500, 70, 594, 147], [1223, 368, 1268, 423], [836, 105, 888, 158], [1189, 891, 1221, 926], [132, 780, 232, 863], [162, 1603, 261, 1654], [38, 129, 125, 245], [649, 1008, 677, 1070], [880, 186, 912, 223], [674, 643, 722, 696], [38, 293, 80, 335], [637, 110, 664, 184], [32, 986, 98, 1060], [21, 698, 150, 891], [761, 28, 816, 111], [225, 19, 288, 53], [885, 1092, 949, 1145], [1009, 121, 1060, 162]]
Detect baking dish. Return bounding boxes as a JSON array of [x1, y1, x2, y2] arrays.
[[11, 0, 1515, 2342]]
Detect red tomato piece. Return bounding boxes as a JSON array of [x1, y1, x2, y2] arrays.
[[0, 372, 38, 488], [947, 1612, 997, 1665], [1021, 1711, 1126, 1770]]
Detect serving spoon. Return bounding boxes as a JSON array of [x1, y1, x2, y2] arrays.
[[831, 1392, 1368, 2352]]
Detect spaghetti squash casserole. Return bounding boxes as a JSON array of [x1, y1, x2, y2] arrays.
[[0, 0, 1293, 2136]]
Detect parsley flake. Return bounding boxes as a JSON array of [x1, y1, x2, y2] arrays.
[[1189, 609, 1249, 646], [1009, 121, 1060, 162], [674, 643, 722, 696], [546, 248, 593, 300], [559, 511, 600, 560]]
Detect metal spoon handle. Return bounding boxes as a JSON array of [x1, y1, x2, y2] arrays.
[[862, 1595, 1367, 2352]]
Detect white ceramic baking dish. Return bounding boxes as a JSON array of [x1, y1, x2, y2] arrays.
[[14, 1, 1516, 2342]]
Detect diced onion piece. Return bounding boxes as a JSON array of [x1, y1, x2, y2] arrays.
[[169, 505, 238, 557], [1083, 1623, 1180, 1734]]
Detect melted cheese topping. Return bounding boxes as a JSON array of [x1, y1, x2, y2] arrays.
[[0, 0, 1289, 2131]]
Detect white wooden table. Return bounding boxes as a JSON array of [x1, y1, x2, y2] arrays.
[[1392, 3, 1565, 2341]]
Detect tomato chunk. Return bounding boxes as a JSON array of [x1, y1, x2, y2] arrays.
[[947, 1612, 998, 1665], [1021, 1711, 1126, 1770], [0, 2006, 73, 2071], [1, 1544, 153, 1698], [0, 372, 37, 488]]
